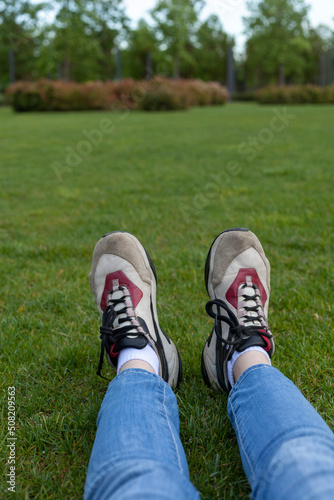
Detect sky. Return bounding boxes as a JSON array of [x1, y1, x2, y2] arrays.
[[122, 0, 334, 52]]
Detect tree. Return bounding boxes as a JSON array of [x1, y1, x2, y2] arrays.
[[193, 15, 229, 82], [244, 0, 311, 87], [123, 19, 157, 80], [85, 0, 129, 80], [0, 0, 46, 85], [150, 0, 204, 79], [303, 25, 333, 85], [39, 0, 128, 82], [52, 1, 101, 81]]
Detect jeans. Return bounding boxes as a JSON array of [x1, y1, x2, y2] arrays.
[[85, 366, 334, 500]]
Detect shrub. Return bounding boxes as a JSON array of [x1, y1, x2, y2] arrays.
[[0, 92, 8, 106], [139, 89, 188, 111], [5, 82, 42, 111], [138, 78, 190, 111], [256, 85, 334, 104], [206, 82, 229, 105], [6, 78, 229, 112], [176, 79, 228, 107], [6, 80, 109, 111], [138, 78, 228, 110], [232, 91, 257, 102]]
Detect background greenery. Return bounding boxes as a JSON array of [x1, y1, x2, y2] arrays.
[[1, 0, 334, 89], [0, 103, 333, 498]]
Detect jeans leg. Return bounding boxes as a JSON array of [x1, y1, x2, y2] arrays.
[[228, 364, 334, 500], [84, 369, 199, 500]]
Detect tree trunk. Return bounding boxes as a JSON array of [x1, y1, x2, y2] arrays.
[[173, 52, 180, 80], [278, 64, 285, 86], [146, 52, 153, 80], [64, 54, 71, 82], [328, 48, 334, 85], [116, 47, 122, 81], [9, 50, 16, 83], [320, 51, 326, 87], [227, 46, 235, 100]]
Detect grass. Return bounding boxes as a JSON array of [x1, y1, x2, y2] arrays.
[[0, 102, 333, 499]]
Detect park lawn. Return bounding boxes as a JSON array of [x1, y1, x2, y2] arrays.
[[0, 103, 333, 499]]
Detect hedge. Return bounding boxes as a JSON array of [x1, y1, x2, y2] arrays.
[[0, 93, 7, 106], [256, 84, 334, 104], [232, 91, 257, 102], [5, 78, 229, 112]]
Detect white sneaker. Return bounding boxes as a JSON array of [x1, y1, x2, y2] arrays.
[[202, 228, 274, 392], [90, 231, 182, 388]]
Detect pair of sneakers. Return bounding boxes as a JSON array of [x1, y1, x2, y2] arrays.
[[89, 229, 274, 393]]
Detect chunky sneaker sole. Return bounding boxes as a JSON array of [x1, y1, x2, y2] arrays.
[[201, 228, 274, 392], [90, 231, 182, 388]]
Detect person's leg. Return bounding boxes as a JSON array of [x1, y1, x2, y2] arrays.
[[233, 350, 269, 380], [85, 232, 198, 499], [228, 363, 334, 500], [85, 368, 199, 500], [202, 228, 334, 499]]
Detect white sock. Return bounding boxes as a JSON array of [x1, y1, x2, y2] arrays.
[[117, 344, 160, 375], [227, 346, 271, 388]]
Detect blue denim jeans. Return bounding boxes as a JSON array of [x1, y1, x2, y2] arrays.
[[85, 366, 334, 499]]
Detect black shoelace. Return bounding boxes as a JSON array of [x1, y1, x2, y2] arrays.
[[97, 288, 144, 380], [206, 284, 272, 350]]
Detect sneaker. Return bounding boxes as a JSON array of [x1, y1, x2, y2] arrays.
[[89, 231, 182, 388], [201, 228, 274, 393]]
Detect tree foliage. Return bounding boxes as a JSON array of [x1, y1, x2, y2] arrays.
[[0, 0, 333, 89], [244, 0, 311, 86], [303, 25, 334, 84], [0, 0, 46, 84], [44, 0, 128, 81], [150, 0, 204, 79], [122, 20, 157, 80], [193, 15, 229, 82]]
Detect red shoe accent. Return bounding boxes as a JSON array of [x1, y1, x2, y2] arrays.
[[261, 335, 272, 352], [100, 270, 143, 311], [225, 268, 267, 310], [109, 343, 120, 359]]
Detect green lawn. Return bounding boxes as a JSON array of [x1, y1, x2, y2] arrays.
[[1, 103, 333, 499]]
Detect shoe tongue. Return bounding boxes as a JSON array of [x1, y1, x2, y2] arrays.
[[117, 335, 148, 351], [112, 290, 124, 300], [107, 287, 139, 332], [113, 320, 138, 333], [244, 318, 262, 327], [239, 282, 263, 327], [237, 332, 268, 352]]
